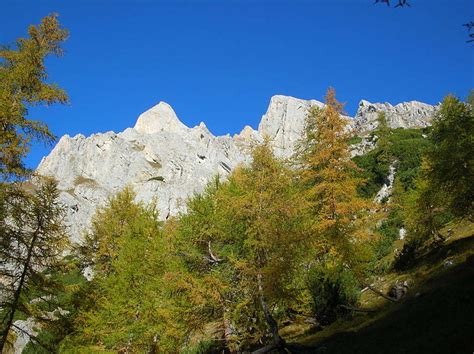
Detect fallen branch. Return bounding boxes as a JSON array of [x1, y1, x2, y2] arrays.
[[367, 285, 398, 302], [208, 241, 222, 263]]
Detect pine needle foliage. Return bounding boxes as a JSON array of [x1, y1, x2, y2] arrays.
[[217, 141, 307, 347], [297, 88, 373, 265], [69, 188, 184, 352], [425, 95, 474, 219], [172, 142, 308, 350], [0, 14, 68, 181], [0, 177, 68, 352]]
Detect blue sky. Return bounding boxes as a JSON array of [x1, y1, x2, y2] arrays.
[[1, 0, 473, 169]]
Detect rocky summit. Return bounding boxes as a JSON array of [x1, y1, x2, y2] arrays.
[[37, 95, 437, 242]]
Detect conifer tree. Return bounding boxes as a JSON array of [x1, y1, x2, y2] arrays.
[[0, 177, 68, 352], [298, 88, 372, 264], [425, 95, 474, 219], [170, 176, 240, 351], [69, 188, 183, 352], [0, 15, 69, 351], [173, 143, 307, 351], [216, 141, 307, 350], [0, 14, 68, 181]]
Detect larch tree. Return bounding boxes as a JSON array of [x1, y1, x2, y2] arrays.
[[170, 176, 239, 351], [69, 188, 184, 352], [0, 14, 69, 352], [0, 178, 68, 352], [297, 88, 373, 277], [215, 141, 307, 351], [0, 13, 68, 181]]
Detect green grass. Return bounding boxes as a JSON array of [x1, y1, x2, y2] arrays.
[[288, 222, 474, 353], [348, 135, 363, 145]]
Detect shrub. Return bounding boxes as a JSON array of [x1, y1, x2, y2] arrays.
[[307, 263, 360, 325]]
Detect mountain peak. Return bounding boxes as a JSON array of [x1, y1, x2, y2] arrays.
[[134, 101, 188, 134]]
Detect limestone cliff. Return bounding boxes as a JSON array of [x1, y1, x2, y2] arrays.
[[37, 95, 436, 241]]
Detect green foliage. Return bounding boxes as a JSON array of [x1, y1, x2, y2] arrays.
[[0, 14, 68, 181], [375, 212, 403, 254], [394, 94, 473, 269], [348, 135, 362, 145], [22, 257, 88, 353], [354, 127, 432, 198], [353, 150, 389, 198], [389, 128, 432, 191], [307, 261, 359, 325], [172, 142, 308, 350], [425, 95, 474, 218], [394, 174, 453, 270], [65, 188, 185, 352], [0, 178, 69, 351], [182, 339, 223, 354], [367, 208, 404, 273]]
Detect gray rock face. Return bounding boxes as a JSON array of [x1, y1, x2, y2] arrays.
[[354, 100, 437, 133], [257, 95, 325, 158], [12, 318, 38, 354], [374, 161, 397, 204], [38, 103, 248, 242], [37, 95, 436, 242]]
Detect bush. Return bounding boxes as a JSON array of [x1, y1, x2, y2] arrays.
[[394, 239, 420, 271], [348, 135, 363, 145], [353, 127, 433, 198], [307, 263, 360, 325]]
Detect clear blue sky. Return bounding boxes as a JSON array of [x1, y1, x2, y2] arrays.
[[2, 0, 473, 169]]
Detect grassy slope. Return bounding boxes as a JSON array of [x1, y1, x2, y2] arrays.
[[287, 221, 474, 354]]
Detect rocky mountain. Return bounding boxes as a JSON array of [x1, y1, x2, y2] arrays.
[[353, 100, 436, 133], [37, 95, 437, 242]]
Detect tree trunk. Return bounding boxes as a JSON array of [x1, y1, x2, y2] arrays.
[[222, 308, 237, 353], [0, 222, 42, 352], [256, 273, 285, 353]]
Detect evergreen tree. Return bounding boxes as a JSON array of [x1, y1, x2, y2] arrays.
[[425, 95, 474, 219], [298, 88, 372, 264], [0, 178, 68, 352], [68, 188, 183, 352], [173, 143, 307, 351], [0, 14, 68, 181], [0, 15, 69, 351], [216, 141, 307, 350]]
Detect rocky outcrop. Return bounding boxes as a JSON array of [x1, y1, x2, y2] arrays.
[[38, 103, 248, 242], [37, 95, 436, 242], [354, 100, 437, 133], [256, 95, 324, 158], [374, 161, 397, 204]]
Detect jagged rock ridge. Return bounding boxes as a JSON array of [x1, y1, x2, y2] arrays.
[[354, 100, 436, 133], [37, 95, 437, 242]]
